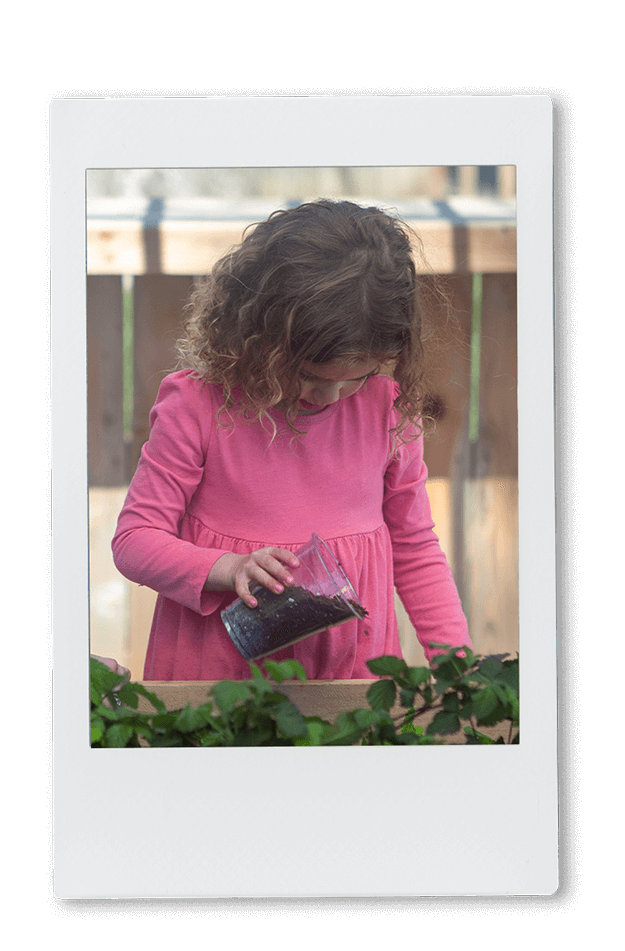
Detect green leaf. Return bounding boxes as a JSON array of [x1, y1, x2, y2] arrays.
[[105, 724, 134, 747], [325, 712, 366, 745], [198, 733, 224, 747], [114, 684, 140, 709], [442, 693, 461, 715], [463, 726, 494, 744], [498, 660, 519, 692], [90, 658, 127, 694], [261, 660, 285, 684], [473, 686, 499, 720], [430, 648, 472, 687], [429, 644, 454, 661], [400, 717, 424, 736], [406, 666, 431, 687], [130, 683, 167, 713], [430, 659, 463, 693], [149, 732, 185, 747], [97, 703, 125, 722], [263, 659, 307, 683], [399, 687, 417, 708], [366, 678, 397, 712], [248, 676, 275, 696], [426, 711, 461, 736], [321, 729, 362, 746], [274, 700, 308, 737], [231, 727, 275, 746], [90, 725, 104, 744], [279, 659, 307, 681], [395, 732, 425, 744], [295, 719, 330, 746], [478, 657, 505, 681], [212, 681, 252, 714], [411, 733, 440, 745], [475, 700, 508, 726], [507, 694, 520, 722], [372, 719, 399, 743], [353, 708, 382, 729], [151, 712, 178, 731], [366, 656, 409, 679], [175, 704, 211, 733]]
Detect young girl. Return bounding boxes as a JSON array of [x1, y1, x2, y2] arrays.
[[112, 199, 471, 681]]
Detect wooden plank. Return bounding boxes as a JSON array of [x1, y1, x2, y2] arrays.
[[479, 273, 518, 478], [136, 679, 390, 719], [87, 219, 146, 274], [466, 224, 516, 277], [131, 275, 196, 476], [158, 219, 249, 275], [498, 165, 517, 199], [452, 274, 518, 482], [87, 218, 517, 276], [422, 274, 473, 479], [88, 487, 131, 669], [448, 273, 519, 656], [86, 276, 125, 486], [463, 477, 519, 657], [87, 483, 156, 682], [136, 679, 512, 743], [129, 582, 157, 681]]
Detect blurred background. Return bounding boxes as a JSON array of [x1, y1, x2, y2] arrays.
[[87, 166, 517, 680]]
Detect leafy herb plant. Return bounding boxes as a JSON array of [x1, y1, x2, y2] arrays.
[[90, 646, 518, 749]]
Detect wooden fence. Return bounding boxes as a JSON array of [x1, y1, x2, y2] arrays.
[[87, 196, 517, 680]]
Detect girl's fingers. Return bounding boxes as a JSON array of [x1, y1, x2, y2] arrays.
[[257, 555, 297, 588], [234, 547, 300, 606], [237, 585, 259, 608], [250, 563, 287, 594], [269, 548, 300, 569], [234, 567, 273, 606]]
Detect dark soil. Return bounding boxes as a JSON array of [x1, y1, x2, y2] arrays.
[[223, 584, 368, 660]]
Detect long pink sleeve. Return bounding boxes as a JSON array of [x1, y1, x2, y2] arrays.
[[111, 374, 228, 615], [383, 428, 470, 661]]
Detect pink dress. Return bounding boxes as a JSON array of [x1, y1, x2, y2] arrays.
[[112, 370, 471, 680]]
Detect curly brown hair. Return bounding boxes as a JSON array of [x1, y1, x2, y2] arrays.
[[175, 199, 447, 442]]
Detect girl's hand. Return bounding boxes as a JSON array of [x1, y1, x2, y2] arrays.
[[91, 654, 131, 684], [206, 548, 300, 607], [91, 655, 131, 708]]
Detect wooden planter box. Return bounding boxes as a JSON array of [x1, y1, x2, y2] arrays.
[[138, 680, 511, 745]]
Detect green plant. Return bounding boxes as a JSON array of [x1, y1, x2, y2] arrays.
[[366, 647, 519, 745], [90, 647, 519, 749]]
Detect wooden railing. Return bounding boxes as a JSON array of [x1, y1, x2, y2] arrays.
[[87, 194, 517, 279], [136, 679, 511, 744]]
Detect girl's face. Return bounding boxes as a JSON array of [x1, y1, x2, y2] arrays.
[[296, 357, 380, 412]]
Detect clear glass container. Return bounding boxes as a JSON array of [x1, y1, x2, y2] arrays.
[[221, 533, 367, 661]]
